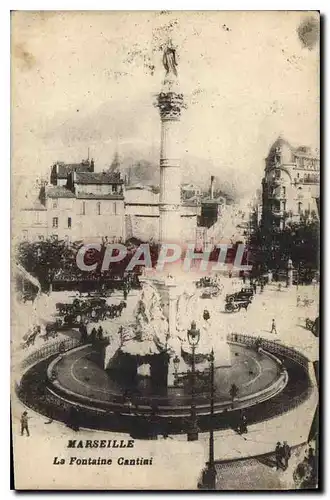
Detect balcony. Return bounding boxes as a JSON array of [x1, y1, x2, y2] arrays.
[[294, 175, 319, 185]]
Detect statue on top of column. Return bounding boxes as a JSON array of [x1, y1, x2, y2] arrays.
[[162, 41, 178, 77]]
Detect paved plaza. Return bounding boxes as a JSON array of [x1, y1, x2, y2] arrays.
[[12, 278, 318, 489]]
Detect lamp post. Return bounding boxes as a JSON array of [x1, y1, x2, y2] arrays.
[[187, 321, 200, 441], [173, 354, 180, 386], [204, 348, 217, 490]]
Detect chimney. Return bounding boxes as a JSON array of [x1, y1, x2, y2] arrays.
[[210, 175, 215, 200]]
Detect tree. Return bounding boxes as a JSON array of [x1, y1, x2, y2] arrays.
[[249, 216, 319, 273], [16, 238, 76, 292]]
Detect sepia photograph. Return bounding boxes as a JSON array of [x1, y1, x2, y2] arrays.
[[10, 10, 320, 490]]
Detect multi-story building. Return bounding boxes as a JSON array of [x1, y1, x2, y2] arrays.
[[50, 159, 94, 186], [261, 137, 320, 231], [18, 160, 125, 243], [181, 183, 202, 201], [17, 159, 199, 244]]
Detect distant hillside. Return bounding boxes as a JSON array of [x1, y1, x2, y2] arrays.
[[108, 154, 239, 202]]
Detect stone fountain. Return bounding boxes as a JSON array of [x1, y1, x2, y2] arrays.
[[103, 42, 231, 392]]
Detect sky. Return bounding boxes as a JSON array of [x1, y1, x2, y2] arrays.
[[11, 10, 319, 200]]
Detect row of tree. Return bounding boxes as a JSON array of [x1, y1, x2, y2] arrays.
[[248, 217, 320, 274]]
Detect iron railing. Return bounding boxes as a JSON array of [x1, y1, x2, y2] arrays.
[[21, 337, 81, 371], [227, 333, 309, 371]]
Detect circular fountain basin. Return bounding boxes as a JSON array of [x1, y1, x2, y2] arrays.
[[46, 341, 287, 417]]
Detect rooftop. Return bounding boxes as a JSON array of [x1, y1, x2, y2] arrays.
[[21, 199, 47, 211], [75, 171, 123, 185], [55, 161, 92, 179], [268, 136, 319, 159], [47, 186, 75, 199]]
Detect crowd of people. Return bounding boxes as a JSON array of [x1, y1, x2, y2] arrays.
[[79, 324, 106, 345]]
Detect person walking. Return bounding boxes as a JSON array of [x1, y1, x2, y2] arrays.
[[275, 442, 283, 470], [20, 411, 30, 437], [271, 318, 277, 334], [240, 413, 248, 434], [229, 383, 239, 408], [282, 441, 291, 470]]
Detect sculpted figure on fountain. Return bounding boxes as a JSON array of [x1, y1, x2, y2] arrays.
[[132, 282, 169, 348]]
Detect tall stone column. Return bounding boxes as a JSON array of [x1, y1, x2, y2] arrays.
[[156, 84, 185, 244]]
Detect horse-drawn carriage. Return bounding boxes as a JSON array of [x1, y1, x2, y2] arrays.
[[225, 296, 252, 312], [201, 286, 221, 299], [56, 297, 127, 326], [225, 286, 254, 313]]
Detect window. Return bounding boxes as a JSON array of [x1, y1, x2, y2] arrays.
[[35, 211, 40, 224], [298, 202, 302, 214], [52, 199, 58, 209], [52, 217, 58, 228], [112, 184, 118, 194], [275, 169, 281, 180], [38, 235, 44, 241], [68, 217, 72, 228], [282, 186, 286, 197], [114, 202, 117, 215], [97, 202, 101, 215], [82, 202, 86, 215]]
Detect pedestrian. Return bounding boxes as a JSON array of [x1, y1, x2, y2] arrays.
[[67, 407, 80, 431], [312, 278, 317, 290], [240, 413, 248, 434], [203, 309, 210, 321], [296, 295, 301, 307], [20, 411, 30, 436], [255, 337, 262, 352], [79, 323, 88, 343], [275, 442, 282, 470], [307, 444, 316, 470], [97, 325, 103, 340], [253, 282, 257, 294], [229, 383, 239, 408], [271, 318, 277, 334], [282, 441, 291, 470], [90, 327, 97, 344]]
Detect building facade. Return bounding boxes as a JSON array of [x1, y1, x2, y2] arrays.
[[18, 160, 125, 243], [261, 137, 320, 231], [18, 160, 199, 244]]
